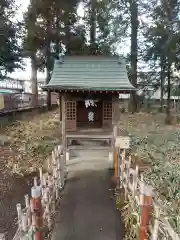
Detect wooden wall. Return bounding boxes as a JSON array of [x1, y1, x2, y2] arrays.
[[60, 92, 119, 132]]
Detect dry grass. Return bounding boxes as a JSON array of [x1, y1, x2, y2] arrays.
[[1, 109, 61, 175], [119, 112, 180, 233]]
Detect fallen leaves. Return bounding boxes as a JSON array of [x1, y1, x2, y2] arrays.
[[0, 109, 61, 176]]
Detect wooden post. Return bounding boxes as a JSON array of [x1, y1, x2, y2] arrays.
[[119, 150, 125, 189], [113, 124, 117, 170], [58, 93, 62, 121], [132, 165, 139, 197], [60, 154, 65, 187], [25, 194, 31, 227], [61, 95, 66, 155], [139, 184, 153, 240], [152, 205, 160, 240], [31, 186, 43, 240], [16, 203, 22, 230], [114, 147, 118, 179]]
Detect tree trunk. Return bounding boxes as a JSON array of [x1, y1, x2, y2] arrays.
[[129, 0, 138, 113], [65, 22, 72, 55], [55, 14, 60, 58], [165, 64, 171, 124], [46, 57, 51, 110], [160, 57, 165, 112], [46, 20, 51, 110], [31, 53, 38, 108], [90, 0, 96, 45], [89, 0, 97, 54]]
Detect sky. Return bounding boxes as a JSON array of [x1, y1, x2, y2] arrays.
[[10, 0, 130, 80]]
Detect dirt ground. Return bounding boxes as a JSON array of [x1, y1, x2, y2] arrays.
[[0, 154, 35, 239], [0, 109, 61, 239]]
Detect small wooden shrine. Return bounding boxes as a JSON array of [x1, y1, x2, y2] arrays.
[[43, 55, 135, 150]]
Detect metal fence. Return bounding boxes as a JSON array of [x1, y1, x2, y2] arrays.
[[0, 93, 59, 114]]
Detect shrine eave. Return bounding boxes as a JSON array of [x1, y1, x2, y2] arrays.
[[42, 85, 137, 94]]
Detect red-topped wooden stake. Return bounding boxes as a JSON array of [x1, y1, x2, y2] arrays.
[[31, 186, 43, 240], [139, 184, 153, 240]]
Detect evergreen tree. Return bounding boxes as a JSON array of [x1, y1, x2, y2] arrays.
[[24, 0, 81, 108], [129, 0, 138, 112], [142, 0, 180, 123], [0, 0, 23, 78], [83, 0, 112, 55], [108, 0, 139, 112]]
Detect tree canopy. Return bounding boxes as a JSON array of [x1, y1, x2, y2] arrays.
[[2, 0, 180, 117], [0, 0, 23, 78]]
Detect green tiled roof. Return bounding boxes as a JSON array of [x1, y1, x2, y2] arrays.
[[43, 55, 135, 91]]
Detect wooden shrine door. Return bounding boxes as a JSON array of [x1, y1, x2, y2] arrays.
[[65, 101, 77, 131], [76, 101, 102, 128], [103, 101, 112, 128]]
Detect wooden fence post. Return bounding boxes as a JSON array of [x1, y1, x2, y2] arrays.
[[139, 183, 153, 240], [31, 186, 43, 240], [112, 125, 118, 171], [152, 205, 160, 240], [114, 147, 118, 179], [16, 203, 22, 230], [60, 154, 65, 187], [132, 165, 139, 198], [119, 150, 125, 189], [25, 194, 31, 228]]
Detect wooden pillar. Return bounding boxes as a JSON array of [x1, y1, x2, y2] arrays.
[[113, 96, 120, 124], [112, 95, 119, 177], [114, 147, 118, 179], [61, 94, 66, 154], [58, 93, 62, 121]]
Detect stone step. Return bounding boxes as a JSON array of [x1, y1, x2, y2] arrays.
[[67, 139, 111, 147], [68, 146, 111, 150], [69, 148, 110, 159]]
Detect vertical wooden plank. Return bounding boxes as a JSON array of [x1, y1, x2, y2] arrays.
[[112, 94, 120, 124], [152, 205, 160, 240], [61, 94, 66, 154], [112, 95, 119, 165], [114, 147, 118, 179], [58, 93, 62, 121]]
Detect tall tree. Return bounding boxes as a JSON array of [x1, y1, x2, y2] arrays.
[[24, 0, 40, 107], [0, 0, 23, 78], [24, 0, 80, 108], [142, 0, 180, 123], [83, 0, 112, 55], [108, 0, 139, 111], [129, 0, 138, 112]]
